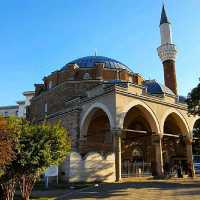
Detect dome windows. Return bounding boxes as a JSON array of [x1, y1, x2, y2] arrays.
[[48, 80, 53, 89], [83, 73, 91, 80]]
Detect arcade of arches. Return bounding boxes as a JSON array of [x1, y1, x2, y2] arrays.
[[80, 105, 195, 181]]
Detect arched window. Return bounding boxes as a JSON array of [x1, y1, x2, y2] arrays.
[[48, 80, 53, 89], [83, 73, 90, 80]]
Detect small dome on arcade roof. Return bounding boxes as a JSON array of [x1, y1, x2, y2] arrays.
[[144, 80, 175, 96]]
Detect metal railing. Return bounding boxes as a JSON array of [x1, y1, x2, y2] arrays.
[[193, 155, 200, 175], [122, 161, 152, 177]]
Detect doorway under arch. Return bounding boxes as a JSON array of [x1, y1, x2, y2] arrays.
[[162, 112, 188, 176], [121, 105, 158, 177], [80, 108, 113, 154]]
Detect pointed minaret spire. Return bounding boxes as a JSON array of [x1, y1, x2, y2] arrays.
[[160, 5, 170, 25]]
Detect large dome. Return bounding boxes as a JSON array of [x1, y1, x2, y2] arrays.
[[61, 56, 133, 72]]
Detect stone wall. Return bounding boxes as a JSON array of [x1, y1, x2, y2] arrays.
[[47, 111, 80, 150], [69, 152, 115, 182], [42, 67, 143, 94], [29, 81, 100, 121]]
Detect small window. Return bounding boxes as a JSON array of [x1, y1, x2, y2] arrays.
[[48, 81, 53, 89], [83, 73, 90, 80], [4, 111, 8, 117]]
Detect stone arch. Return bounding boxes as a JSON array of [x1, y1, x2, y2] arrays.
[[119, 100, 160, 133], [120, 100, 160, 177], [80, 102, 114, 139], [80, 102, 114, 154], [161, 108, 190, 136], [161, 109, 190, 171]]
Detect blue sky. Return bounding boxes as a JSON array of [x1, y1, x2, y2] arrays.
[[0, 0, 199, 106]]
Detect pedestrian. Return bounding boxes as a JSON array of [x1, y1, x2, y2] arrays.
[[187, 161, 194, 178], [177, 162, 183, 178]]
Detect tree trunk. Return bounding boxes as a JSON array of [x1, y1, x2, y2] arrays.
[[1, 179, 16, 200], [19, 174, 37, 200], [0, 186, 3, 200]]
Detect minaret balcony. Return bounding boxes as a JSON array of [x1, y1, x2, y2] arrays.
[[157, 43, 177, 62]]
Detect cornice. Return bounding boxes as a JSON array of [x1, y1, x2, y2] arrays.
[[115, 87, 187, 111]]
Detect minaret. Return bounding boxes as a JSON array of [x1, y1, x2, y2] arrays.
[[157, 5, 178, 95]]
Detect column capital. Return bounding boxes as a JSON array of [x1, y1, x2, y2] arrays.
[[186, 138, 193, 145]]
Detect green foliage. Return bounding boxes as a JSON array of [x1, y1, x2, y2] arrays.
[[17, 122, 71, 175], [0, 132, 14, 177], [17, 121, 71, 200], [187, 80, 200, 154], [0, 117, 22, 182], [187, 82, 200, 116], [0, 117, 71, 182], [193, 119, 200, 154]]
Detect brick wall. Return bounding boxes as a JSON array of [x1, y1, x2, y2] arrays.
[[35, 67, 144, 97], [47, 111, 80, 150], [163, 60, 177, 95], [30, 81, 100, 121]]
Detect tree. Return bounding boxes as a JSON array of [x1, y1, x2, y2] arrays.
[[0, 132, 15, 200], [0, 118, 71, 200], [187, 82, 200, 116], [192, 119, 200, 154], [0, 132, 13, 169], [187, 81, 200, 154], [0, 116, 22, 200], [0, 117, 15, 200], [17, 122, 71, 200], [0, 121, 15, 175]]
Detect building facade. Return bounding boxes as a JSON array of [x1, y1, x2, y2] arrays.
[[0, 105, 19, 117], [0, 91, 35, 118], [29, 6, 199, 182], [17, 91, 35, 118]]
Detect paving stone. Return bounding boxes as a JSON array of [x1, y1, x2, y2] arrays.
[[63, 178, 200, 200]]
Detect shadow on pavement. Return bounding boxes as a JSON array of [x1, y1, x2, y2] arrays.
[[60, 180, 200, 200]]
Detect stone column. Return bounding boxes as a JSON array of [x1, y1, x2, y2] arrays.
[[186, 138, 195, 177], [152, 134, 164, 177], [112, 129, 122, 182]]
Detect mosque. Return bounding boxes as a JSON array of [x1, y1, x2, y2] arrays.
[[29, 6, 199, 182]]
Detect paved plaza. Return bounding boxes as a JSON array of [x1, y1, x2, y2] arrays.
[[62, 178, 200, 200]]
